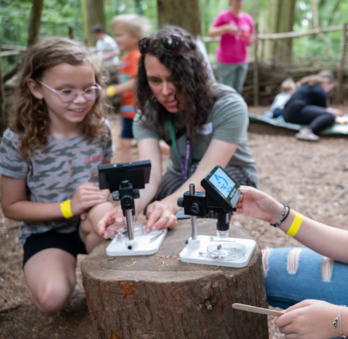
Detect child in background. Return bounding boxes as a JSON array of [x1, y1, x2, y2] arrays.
[[264, 78, 297, 118], [106, 14, 151, 162], [0, 38, 115, 314]]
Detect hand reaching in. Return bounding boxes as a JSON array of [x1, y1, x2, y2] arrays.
[[276, 300, 340, 339]]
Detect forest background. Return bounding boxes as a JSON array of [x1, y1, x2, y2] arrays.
[[1, 0, 347, 74]]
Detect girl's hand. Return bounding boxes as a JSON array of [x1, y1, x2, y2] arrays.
[[70, 183, 107, 216], [145, 201, 177, 233], [97, 206, 139, 239], [276, 300, 339, 339], [234, 186, 284, 224]]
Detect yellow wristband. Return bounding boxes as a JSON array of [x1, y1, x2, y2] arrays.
[[106, 85, 116, 97], [286, 212, 303, 237], [60, 200, 74, 219]]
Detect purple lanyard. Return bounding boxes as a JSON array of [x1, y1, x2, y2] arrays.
[[168, 118, 191, 183]]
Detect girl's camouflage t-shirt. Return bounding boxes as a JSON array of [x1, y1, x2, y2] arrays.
[[0, 120, 114, 244]]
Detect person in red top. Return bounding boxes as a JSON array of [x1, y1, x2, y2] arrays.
[[106, 14, 151, 162]]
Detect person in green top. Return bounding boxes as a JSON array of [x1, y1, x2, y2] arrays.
[[98, 25, 258, 236]]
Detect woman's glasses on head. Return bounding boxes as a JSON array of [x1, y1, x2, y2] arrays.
[[38, 81, 102, 103], [138, 34, 191, 55]]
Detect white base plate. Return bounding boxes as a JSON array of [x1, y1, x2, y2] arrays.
[[180, 235, 256, 268], [106, 229, 167, 256]]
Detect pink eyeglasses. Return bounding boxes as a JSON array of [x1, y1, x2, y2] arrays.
[[38, 81, 102, 103]]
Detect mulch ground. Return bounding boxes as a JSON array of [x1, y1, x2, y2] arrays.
[[1, 105, 348, 339]]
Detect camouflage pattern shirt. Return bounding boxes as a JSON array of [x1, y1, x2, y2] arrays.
[[0, 120, 114, 244]]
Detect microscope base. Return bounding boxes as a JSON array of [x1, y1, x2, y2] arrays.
[[180, 235, 256, 268], [106, 229, 167, 256]]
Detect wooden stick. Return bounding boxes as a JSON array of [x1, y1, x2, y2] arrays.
[[232, 303, 285, 316]]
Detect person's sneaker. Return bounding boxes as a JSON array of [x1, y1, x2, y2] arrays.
[[295, 128, 320, 141]]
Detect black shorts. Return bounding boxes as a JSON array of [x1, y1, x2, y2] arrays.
[[120, 116, 134, 139], [23, 227, 87, 268]]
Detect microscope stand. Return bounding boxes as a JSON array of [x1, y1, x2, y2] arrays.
[[179, 235, 256, 268], [106, 229, 167, 256]]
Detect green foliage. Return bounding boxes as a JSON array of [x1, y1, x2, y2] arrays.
[[1, 0, 347, 73]]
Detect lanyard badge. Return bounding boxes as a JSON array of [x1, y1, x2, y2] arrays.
[[167, 114, 192, 183]]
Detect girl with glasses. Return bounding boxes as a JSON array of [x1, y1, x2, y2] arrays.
[[98, 26, 258, 238], [0, 37, 115, 314]]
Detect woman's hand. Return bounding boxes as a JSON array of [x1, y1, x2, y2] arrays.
[[327, 107, 344, 116], [145, 201, 177, 233], [97, 205, 138, 239], [234, 186, 284, 224], [70, 183, 108, 216], [276, 300, 339, 339]]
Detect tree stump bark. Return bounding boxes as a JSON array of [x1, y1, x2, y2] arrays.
[[81, 218, 269, 339]]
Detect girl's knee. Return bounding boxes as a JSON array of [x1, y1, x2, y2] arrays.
[[34, 281, 73, 314]]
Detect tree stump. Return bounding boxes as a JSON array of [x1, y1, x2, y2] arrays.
[[81, 218, 269, 339]]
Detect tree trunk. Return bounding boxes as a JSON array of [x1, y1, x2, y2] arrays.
[[157, 0, 201, 37], [27, 0, 44, 47], [0, 53, 5, 136], [82, 219, 269, 339], [265, 0, 296, 63], [81, 0, 106, 46]]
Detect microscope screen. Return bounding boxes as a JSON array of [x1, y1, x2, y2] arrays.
[[208, 167, 236, 198]]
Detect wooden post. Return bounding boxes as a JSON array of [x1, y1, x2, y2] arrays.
[[0, 52, 6, 135], [260, 39, 265, 62], [253, 38, 259, 106], [68, 26, 74, 40], [336, 23, 348, 104], [82, 219, 269, 339]]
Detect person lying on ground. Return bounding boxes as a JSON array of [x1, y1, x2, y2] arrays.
[[283, 71, 343, 142]]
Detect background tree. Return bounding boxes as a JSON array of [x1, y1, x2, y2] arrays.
[[157, 0, 201, 37], [80, 0, 106, 46], [264, 0, 297, 63]]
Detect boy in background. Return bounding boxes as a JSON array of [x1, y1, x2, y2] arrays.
[[92, 24, 119, 66], [106, 14, 151, 162], [264, 78, 297, 119]]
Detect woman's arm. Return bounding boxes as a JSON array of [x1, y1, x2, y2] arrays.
[[1, 175, 108, 222], [235, 186, 348, 264], [145, 139, 238, 232], [209, 24, 238, 37]]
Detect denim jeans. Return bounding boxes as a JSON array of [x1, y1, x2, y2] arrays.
[[263, 247, 348, 309], [262, 247, 348, 339]]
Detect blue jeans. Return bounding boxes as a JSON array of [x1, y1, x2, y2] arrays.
[[263, 247, 348, 309]]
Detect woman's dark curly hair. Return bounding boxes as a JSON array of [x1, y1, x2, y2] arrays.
[[136, 25, 215, 136]]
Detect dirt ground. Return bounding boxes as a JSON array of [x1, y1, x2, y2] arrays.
[[1, 106, 348, 339]]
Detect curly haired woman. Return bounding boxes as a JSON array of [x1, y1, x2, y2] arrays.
[[98, 25, 258, 235]]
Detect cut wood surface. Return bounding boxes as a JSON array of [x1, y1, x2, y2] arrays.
[[82, 218, 268, 339]]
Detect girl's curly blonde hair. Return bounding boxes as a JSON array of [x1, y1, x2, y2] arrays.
[[10, 37, 107, 160]]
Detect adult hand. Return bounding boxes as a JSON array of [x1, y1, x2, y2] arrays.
[[225, 22, 239, 34], [70, 183, 107, 216], [145, 201, 177, 233], [97, 205, 138, 239], [234, 186, 283, 224], [276, 300, 339, 339], [327, 107, 344, 117]]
